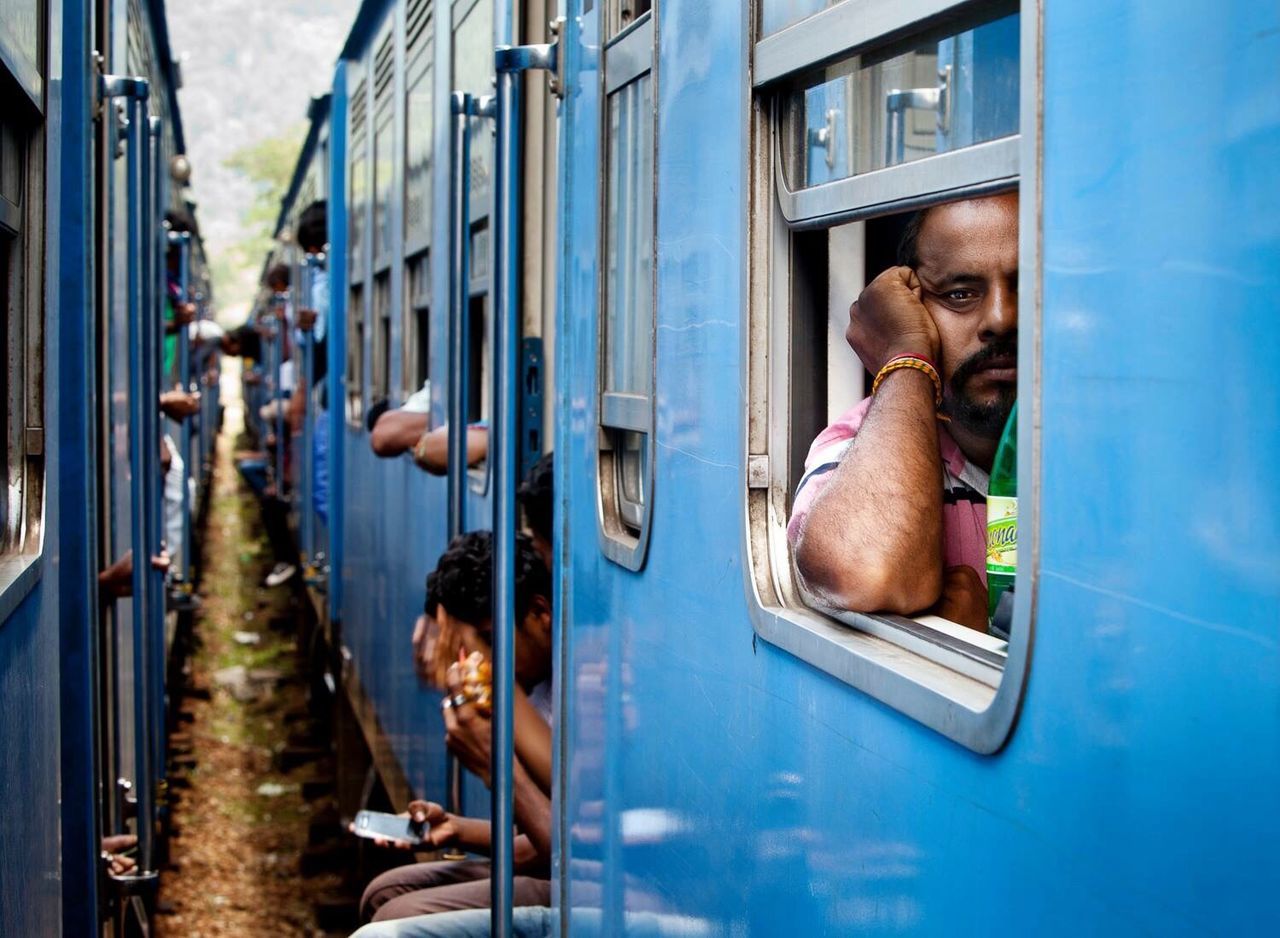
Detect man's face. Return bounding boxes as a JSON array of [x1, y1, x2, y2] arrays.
[[913, 193, 1018, 438]]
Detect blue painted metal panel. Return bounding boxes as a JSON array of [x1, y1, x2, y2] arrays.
[[330, 60, 350, 624], [553, 0, 1280, 935], [50, 0, 103, 932], [0, 589, 63, 936]]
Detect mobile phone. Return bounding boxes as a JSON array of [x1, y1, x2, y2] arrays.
[[352, 810, 427, 845]]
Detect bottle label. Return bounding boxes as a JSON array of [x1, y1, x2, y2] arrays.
[[986, 495, 1017, 574]]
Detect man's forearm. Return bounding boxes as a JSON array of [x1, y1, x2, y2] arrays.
[[512, 760, 554, 861], [513, 687, 553, 796], [371, 411, 431, 457], [795, 368, 944, 613], [449, 815, 493, 852]]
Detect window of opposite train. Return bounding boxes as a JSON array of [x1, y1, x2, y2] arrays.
[[747, 0, 1035, 752]]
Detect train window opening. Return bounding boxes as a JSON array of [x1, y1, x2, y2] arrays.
[[1, 236, 11, 547], [372, 272, 392, 400], [404, 251, 431, 397], [596, 5, 656, 568], [347, 283, 365, 425], [746, 0, 1036, 750], [605, 0, 652, 38], [0, 106, 43, 579], [467, 294, 490, 485]]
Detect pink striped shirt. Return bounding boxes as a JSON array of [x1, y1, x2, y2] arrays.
[[787, 398, 990, 583]]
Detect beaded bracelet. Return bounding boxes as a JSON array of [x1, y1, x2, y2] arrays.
[[871, 354, 943, 406]]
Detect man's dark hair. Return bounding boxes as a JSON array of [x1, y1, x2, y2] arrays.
[[423, 530, 551, 631], [265, 263, 290, 290], [164, 209, 195, 235], [226, 323, 261, 360], [897, 208, 931, 268], [365, 398, 391, 434], [297, 201, 328, 252], [517, 452, 553, 544]]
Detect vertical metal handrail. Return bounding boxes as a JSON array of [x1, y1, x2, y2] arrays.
[[103, 74, 157, 881], [147, 116, 168, 792], [445, 90, 474, 827], [300, 254, 316, 575], [174, 231, 193, 586], [273, 292, 288, 504], [447, 92, 473, 548], [491, 38, 557, 938]]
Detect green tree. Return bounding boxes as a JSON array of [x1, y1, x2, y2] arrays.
[[215, 124, 307, 308]]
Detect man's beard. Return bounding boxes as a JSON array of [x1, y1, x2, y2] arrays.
[[943, 337, 1018, 438]]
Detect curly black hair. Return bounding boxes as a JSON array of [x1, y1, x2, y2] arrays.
[[517, 452, 553, 544], [423, 530, 551, 634]]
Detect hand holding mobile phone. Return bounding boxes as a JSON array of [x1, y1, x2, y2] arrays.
[[352, 809, 427, 846]]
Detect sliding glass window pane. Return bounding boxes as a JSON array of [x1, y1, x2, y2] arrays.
[[780, 10, 1019, 191], [453, 0, 494, 218], [374, 112, 394, 260], [350, 135, 368, 272], [603, 72, 654, 399], [405, 66, 434, 248], [760, 0, 834, 39]]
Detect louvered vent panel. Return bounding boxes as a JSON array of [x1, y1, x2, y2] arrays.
[[407, 0, 432, 54], [351, 78, 369, 133], [374, 34, 395, 100]]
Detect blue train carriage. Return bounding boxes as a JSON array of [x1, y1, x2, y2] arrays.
[[274, 93, 334, 605], [0, 0, 205, 934], [307, 0, 560, 826], [553, 0, 1280, 933]]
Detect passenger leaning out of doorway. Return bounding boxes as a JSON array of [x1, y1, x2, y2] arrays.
[[788, 194, 1018, 633]]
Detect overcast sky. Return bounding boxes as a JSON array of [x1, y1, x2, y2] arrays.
[[168, 0, 361, 318]]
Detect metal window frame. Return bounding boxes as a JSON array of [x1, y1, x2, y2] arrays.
[[754, 0, 1003, 88], [404, 42, 436, 258], [741, 0, 1041, 754], [596, 10, 657, 572], [0, 103, 45, 622], [403, 247, 432, 398]]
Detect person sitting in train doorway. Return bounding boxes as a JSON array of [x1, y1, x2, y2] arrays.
[[788, 193, 1018, 633], [355, 530, 555, 927]]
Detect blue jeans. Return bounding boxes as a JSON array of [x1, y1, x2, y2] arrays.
[[351, 906, 552, 938]]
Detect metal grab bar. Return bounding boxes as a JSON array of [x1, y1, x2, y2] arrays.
[[172, 230, 193, 587], [445, 91, 495, 824], [273, 291, 288, 503], [103, 73, 158, 883], [148, 117, 168, 789], [300, 254, 317, 576], [490, 37, 558, 938], [447, 91, 473, 548]]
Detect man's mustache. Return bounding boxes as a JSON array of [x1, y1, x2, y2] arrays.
[[949, 336, 1019, 391]]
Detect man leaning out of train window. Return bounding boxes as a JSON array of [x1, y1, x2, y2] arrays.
[[354, 530, 554, 927], [788, 194, 1017, 633]]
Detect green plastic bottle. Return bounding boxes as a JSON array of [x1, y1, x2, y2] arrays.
[[986, 403, 1017, 620]]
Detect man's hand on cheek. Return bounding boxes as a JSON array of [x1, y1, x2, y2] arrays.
[[846, 265, 941, 376], [442, 662, 494, 786]]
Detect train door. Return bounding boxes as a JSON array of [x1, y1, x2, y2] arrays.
[[94, 0, 173, 930]]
